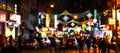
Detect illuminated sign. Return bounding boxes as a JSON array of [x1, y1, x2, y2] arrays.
[[108, 18, 115, 25], [117, 0, 120, 5], [10, 13, 21, 27], [0, 11, 6, 22]]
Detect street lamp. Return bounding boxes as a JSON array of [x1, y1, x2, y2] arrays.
[[41, 2, 55, 14], [50, 4, 54, 8], [73, 15, 78, 20]]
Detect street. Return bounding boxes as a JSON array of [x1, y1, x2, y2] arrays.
[[23, 48, 115, 53]]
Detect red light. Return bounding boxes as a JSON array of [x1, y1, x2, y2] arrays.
[[105, 25, 111, 30], [106, 26, 110, 29], [87, 10, 91, 12], [107, 2, 111, 6]]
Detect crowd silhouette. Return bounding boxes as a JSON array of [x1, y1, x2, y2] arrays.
[[0, 32, 120, 53]]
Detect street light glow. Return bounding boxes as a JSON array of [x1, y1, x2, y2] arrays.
[[50, 4, 54, 8], [73, 15, 78, 19]]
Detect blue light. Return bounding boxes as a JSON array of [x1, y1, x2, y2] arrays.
[[0, 0, 4, 2], [94, 27, 98, 31]]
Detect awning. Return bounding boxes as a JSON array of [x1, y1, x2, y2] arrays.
[[25, 20, 34, 30]]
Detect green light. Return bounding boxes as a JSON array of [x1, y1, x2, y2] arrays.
[[94, 9, 97, 19]]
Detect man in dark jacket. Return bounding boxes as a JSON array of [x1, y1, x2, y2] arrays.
[[101, 38, 107, 53], [85, 36, 91, 53], [76, 36, 85, 53]]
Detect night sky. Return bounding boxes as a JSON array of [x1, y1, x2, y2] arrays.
[[38, 0, 108, 13]]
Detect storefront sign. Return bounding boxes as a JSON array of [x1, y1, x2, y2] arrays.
[[0, 11, 6, 22]]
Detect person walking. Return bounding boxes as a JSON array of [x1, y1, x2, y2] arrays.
[[49, 34, 57, 53], [0, 34, 6, 52], [9, 35, 15, 47], [18, 35, 24, 47], [66, 35, 75, 49], [106, 36, 111, 53], [111, 36, 119, 53], [77, 36, 85, 53], [117, 35, 120, 52], [85, 36, 91, 53], [92, 36, 98, 53], [58, 37, 66, 53], [101, 38, 107, 53], [98, 37, 103, 53]]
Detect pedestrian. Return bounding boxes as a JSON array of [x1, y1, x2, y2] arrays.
[[49, 34, 57, 53], [66, 35, 75, 49], [37, 34, 43, 48], [111, 36, 119, 53], [85, 36, 91, 53], [101, 38, 107, 53], [3, 34, 6, 48], [106, 36, 111, 53], [43, 38, 49, 48], [98, 37, 103, 53], [58, 37, 66, 53], [18, 35, 24, 47], [0, 34, 7, 52], [77, 36, 85, 53], [92, 36, 98, 53], [9, 35, 15, 47], [117, 35, 120, 52]]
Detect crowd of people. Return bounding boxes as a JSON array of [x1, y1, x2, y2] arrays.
[[0, 34, 22, 53], [0, 33, 120, 53], [47, 33, 120, 53], [0, 34, 15, 49]]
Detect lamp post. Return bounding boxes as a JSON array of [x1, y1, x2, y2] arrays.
[[41, 2, 54, 14]]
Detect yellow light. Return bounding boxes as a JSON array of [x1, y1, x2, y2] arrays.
[[50, 4, 54, 8], [118, 26, 120, 35], [62, 10, 69, 15], [74, 15, 78, 19], [46, 14, 50, 27], [3, 4, 5, 7], [42, 27, 48, 32], [82, 22, 86, 29], [35, 26, 39, 32], [70, 19, 75, 22], [2, 4, 6, 9], [108, 18, 115, 25], [5, 27, 12, 37]]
